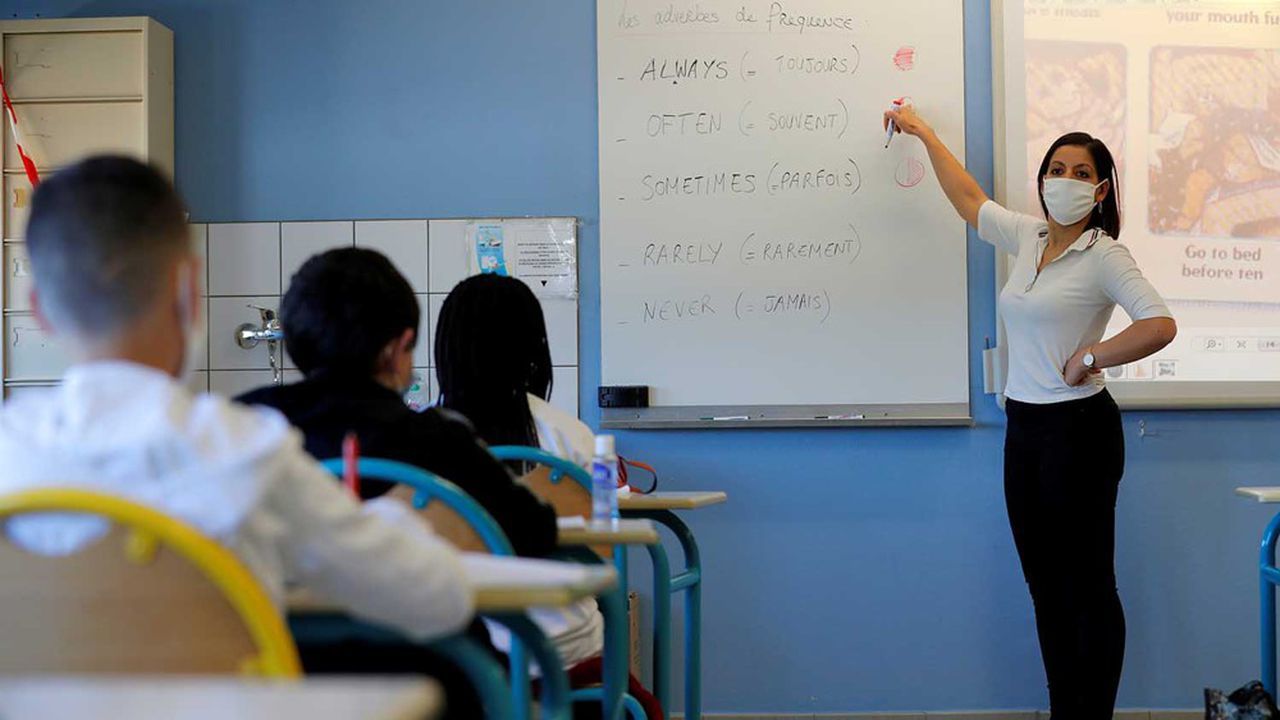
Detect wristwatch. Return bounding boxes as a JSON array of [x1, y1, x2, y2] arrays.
[[1082, 349, 1097, 369]]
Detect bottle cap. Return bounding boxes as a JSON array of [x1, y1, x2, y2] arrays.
[[594, 434, 615, 455]]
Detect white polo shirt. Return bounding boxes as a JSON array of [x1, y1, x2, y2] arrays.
[[979, 201, 1172, 405]]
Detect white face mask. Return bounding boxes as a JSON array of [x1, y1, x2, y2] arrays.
[[1042, 177, 1107, 226], [176, 262, 206, 384]]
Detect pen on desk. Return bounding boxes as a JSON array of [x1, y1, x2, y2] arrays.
[[700, 415, 750, 421]]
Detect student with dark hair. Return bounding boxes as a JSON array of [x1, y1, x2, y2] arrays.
[[883, 108, 1177, 717], [238, 247, 557, 559], [0, 156, 476, 685], [436, 274, 663, 720], [435, 273, 594, 468]]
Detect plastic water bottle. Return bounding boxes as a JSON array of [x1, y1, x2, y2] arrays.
[[591, 434, 620, 527]]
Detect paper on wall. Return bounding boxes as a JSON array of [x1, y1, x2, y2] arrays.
[[465, 218, 578, 299]]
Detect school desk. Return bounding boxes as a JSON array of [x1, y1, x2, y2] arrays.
[[554, 516, 660, 719], [620, 490, 728, 720], [556, 517, 661, 546], [1237, 486, 1280, 695], [0, 676, 441, 720]]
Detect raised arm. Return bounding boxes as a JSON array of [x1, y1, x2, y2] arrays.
[[884, 106, 989, 228]]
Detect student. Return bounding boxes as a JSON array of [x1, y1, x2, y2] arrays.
[[237, 247, 557, 559], [434, 273, 594, 469], [435, 274, 662, 720], [0, 157, 478, 715]]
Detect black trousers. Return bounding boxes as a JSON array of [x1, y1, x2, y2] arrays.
[[1005, 390, 1126, 720]]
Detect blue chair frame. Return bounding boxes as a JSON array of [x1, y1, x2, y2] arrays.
[[489, 445, 637, 720], [318, 457, 568, 720], [623, 508, 703, 719], [1260, 511, 1280, 695], [287, 615, 515, 718], [490, 447, 704, 719]]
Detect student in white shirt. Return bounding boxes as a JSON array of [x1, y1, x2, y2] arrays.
[[884, 107, 1176, 719], [435, 274, 663, 720], [0, 156, 481, 715]]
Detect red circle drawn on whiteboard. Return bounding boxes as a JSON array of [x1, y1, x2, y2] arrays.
[[896, 157, 925, 188], [893, 46, 916, 71]]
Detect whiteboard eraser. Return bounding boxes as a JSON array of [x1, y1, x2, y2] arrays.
[[599, 385, 649, 408]]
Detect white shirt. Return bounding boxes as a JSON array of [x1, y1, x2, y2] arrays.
[[485, 393, 603, 671], [529, 393, 596, 469], [0, 361, 473, 641], [979, 201, 1172, 404]]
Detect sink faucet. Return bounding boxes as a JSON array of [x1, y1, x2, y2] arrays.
[[235, 306, 284, 384]]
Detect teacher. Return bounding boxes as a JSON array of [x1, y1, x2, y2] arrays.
[[885, 105, 1177, 717]]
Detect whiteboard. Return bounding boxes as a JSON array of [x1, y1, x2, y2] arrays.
[[598, 0, 970, 428], [992, 0, 1280, 409]]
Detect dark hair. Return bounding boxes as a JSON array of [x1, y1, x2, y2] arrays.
[[1036, 132, 1122, 239], [281, 247, 419, 377], [434, 274, 553, 448], [25, 156, 189, 337]]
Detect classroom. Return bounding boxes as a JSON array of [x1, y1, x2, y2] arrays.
[[0, 0, 1278, 718]]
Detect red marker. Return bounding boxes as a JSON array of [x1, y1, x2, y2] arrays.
[[342, 432, 361, 498]]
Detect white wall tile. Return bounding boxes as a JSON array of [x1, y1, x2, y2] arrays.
[[427, 219, 473, 293], [189, 224, 208, 285], [194, 297, 209, 371], [414, 293, 430, 367], [357, 220, 428, 292], [551, 366, 579, 418], [282, 369, 304, 385], [208, 223, 280, 296], [5, 315, 67, 381], [426, 294, 444, 367], [542, 297, 579, 366], [190, 225, 210, 373], [209, 370, 277, 398], [4, 242, 32, 311], [3, 216, 577, 405], [208, 296, 281, 371], [281, 221, 354, 291]]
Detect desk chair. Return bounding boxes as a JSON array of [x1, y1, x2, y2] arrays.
[[0, 488, 300, 677], [319, 457, 570, 720], [488, 446, 644, 720]]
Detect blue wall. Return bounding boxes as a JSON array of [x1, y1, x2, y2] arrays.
[[6, 0, 1279, 712]]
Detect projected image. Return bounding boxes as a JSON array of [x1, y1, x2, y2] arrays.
[[1149, 47, 1280, 240], [1025, 41, 1126, 205]]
